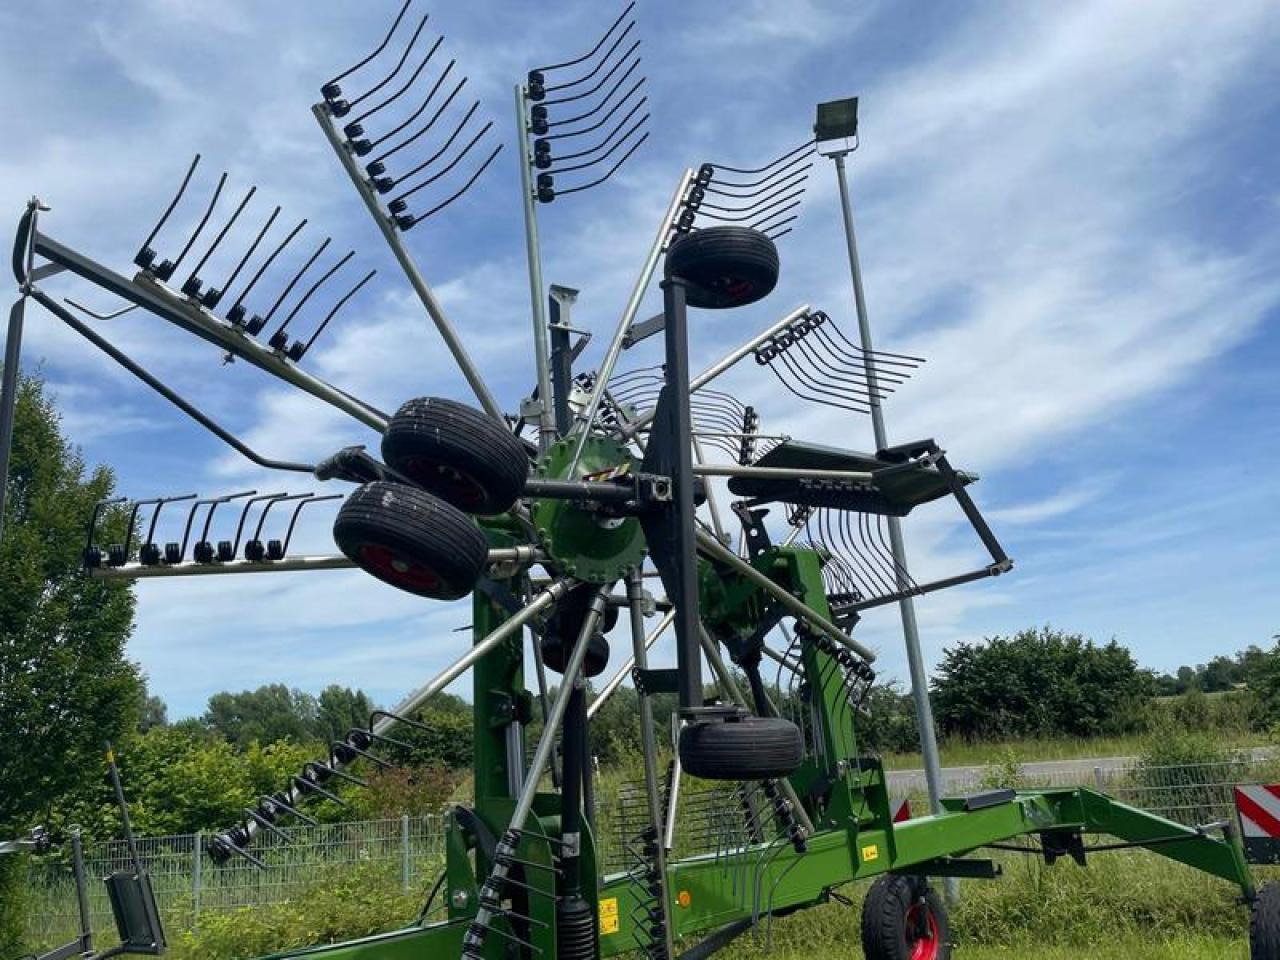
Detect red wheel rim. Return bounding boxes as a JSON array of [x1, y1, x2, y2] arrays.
[[359, 543, 441, 593], [905, 904, 940, 960], [403, 457, 487, 509]]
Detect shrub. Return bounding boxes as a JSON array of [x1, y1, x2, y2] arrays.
[[1130, 725, 1248, 826]]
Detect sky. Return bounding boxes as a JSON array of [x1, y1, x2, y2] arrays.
[[1, 0, 1277, 720]]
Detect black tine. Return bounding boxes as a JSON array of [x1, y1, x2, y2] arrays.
[[301, 269, 377, 355], [545, 76, 644, 142], [186, 185, 256, 289], [534, 1, 635, 74], [701, 175, 808, 215], [351, 34, 444, 127], [391, 116, 492, 205], [545, 22, 637, 96], [809, 325, 911, 386], [259, 794, 317, 826], [749, 201, 804, 232], [371, 75, 467, 168], [273, 249, 354, 338], [164, 171, 228, 277], [698, 189, 803, 224], [386, 102, 481, 193], [546, 96, 647, 167], [198, 490, 256, 545], [347, 15, 429, 111], [391, 131, 496, 221], [252, 493, 310, 544], [555, 131, 648, 197], [215, 205, 280, 307], [764, 225, 796, 242], [706, 151, 814, 193], [244, 807, 292, 844], [544, 52, 640, 109], [368, 58, 455, 152], [262, 238, 332, 324], [704, 160, 813, 198], [230, 492, 286, 558], [548, 111, 647, 176], [226, 218, 308, 320], [324, 0, 413, 91], [708, 139, 815, 177], [136, 154, 200, 263], [821, 315, 926, 365], [280, 494, 342, 555]]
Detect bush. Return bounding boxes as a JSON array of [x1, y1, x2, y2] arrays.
[[1130, 725, 1248, 826], [0, 853, 26, 960]]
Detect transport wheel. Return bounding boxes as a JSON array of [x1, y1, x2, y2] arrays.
[[333, 481, 488, 600], [861, 875, 951, 960], [1251, 882, 1280, 960], [540, 583, 615, 678], [678, 714, 803, 781], [665, 226, 779, 309], [382, 396, 529, 514]]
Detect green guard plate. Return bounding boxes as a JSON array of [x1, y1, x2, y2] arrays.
[[531, 434, 647, 583]]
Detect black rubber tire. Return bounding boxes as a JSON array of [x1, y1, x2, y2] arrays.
[[678, 715, 804, 781], [861, 875, 951, 960], [665, 226, 780, 310], [539, 583, 616, 678], [333, 481, 488, 600], [1251, 882, 1280, 960], [382, 397, 529, 515]]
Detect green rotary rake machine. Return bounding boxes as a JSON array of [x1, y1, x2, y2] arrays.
[[3, 3, 1278, 959]]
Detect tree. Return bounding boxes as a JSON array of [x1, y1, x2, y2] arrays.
[[203, 683, 319, 748], [316, 684, 373, 742], [931, 626, 1149, 740], [0, 375, 140, 831], [138, 678, 169, 733]]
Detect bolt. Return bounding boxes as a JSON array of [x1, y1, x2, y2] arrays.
[[451, 888, 470, 909]]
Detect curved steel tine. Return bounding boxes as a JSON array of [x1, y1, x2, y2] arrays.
[[135, 154, 200, 262], [253, 492, 313, 544], [63, 298, 137, 320], [874, 513, 919, 591], [323, 0, 413, 92], [273, 250, 354, 339], [764, 223, 797, 243], [346, 15, 429, 111], [300, 269, 376, 356], [262, 238, 331, 325], [789, 325, 883, 401], [350, 34, 443, 128], [141, 493, 197, 559], [697, 189, 803, 224], [371, 75, 466, 168], [331, 738, 393, 769], [84, 496, 128, 559], [391, 117, 492, 204], [708, 139, 815, 178], [382, 97, 478, 183], [750, 200, 804, 232], [804, 329, 904, 394], [820, 315, 926, 365], [701, 171, 809, 213], [546, 94, 647, 167], [279, 493, 342, 555], [547, 111, 647, 177], [198, 489, 256, 544], [810, 323, 916, 385], [244, 807, 292, 844], [367, 58, 455, 152], [396, 142, 502, 229], [178, 495, 222, 558], [707, 154, 814, 195], [291, 774, 344, 805], [545, 53, 640, 112], [259, 793, 317, 826], [186, 185, 256, 289], [534, 1, 635, 74], [230, 492, 287, 557], [226, 218, 307, 319], [164, 171, 228, 277], [545, 21, 637, 99], [215, 205, 280, 309], [545, 76, 644, 142]]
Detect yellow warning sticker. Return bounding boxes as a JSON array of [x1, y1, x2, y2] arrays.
[[599, 897, 619, 935], [861, 844, 880, 862]]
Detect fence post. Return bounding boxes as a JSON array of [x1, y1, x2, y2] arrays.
[[1094, 766, 1105, 790], [401, 816, 411, 893], [192, 830, 202, 927]]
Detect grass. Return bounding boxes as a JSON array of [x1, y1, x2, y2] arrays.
[[762, 936, 1242, 959], [879, 731, 1270, 771]]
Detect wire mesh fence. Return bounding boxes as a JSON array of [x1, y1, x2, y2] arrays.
[[24, 815, 447, 948], [23, 757, 1278, 948]]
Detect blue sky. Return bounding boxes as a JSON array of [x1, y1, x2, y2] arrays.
[[2, 1, 1277, 719]]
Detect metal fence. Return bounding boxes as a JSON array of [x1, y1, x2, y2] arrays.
[[24, 758, 1275, 948], [25, 816, 447, 948]]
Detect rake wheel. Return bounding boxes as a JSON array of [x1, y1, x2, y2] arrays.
[[665, 226, 779, 310], [1251, 882, 1280, 960], [333, 481, 488, 600], [382, 396, 529, 515]]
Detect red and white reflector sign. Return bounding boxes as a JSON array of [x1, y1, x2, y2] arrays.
[[1233, 785, 1280, 864]]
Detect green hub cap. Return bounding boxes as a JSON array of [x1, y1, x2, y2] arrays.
[[531, 434, 646, 583]]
